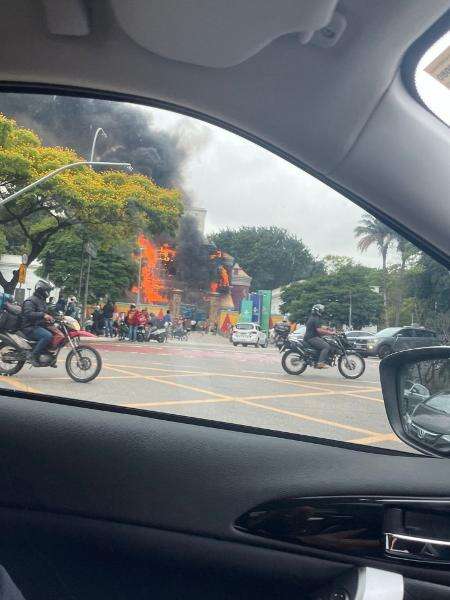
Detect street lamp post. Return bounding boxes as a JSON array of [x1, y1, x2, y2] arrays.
[[136, 247, 144, 305], [90, 127, 107, 162], [0, 161, 132, 208]]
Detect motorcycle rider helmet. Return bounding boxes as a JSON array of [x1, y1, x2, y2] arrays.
[[34, 279, 53, 300], [311, 303, 325, 316]]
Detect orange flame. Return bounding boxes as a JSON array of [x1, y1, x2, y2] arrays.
[[218, 265, 230, 287], [135, 234, 167, 303]]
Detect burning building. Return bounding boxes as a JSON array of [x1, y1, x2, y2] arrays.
[[131, 209, 251, 321]]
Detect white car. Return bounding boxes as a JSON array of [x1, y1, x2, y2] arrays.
[[288, 325, 306, 343], [231, 323, 268, 348]]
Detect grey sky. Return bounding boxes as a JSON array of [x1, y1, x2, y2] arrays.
[[147, 33, 448, 270], [153, 109, 383, 268]]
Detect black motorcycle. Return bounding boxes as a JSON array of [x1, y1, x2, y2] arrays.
[[273, 322, 291, 349], [281, 333, 365, 379]]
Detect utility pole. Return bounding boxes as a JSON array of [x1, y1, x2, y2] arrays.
[[82, 241, 97, 323]]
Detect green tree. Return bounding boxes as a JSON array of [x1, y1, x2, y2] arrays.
[[281, 258, 382, 329], [210, 226, 321, 291], [389, 234, 419, 325], [406, 253, 450, 335], [0, 114, 183, 293], [37, 229, 137, 302], [354, 214, 393, 326]]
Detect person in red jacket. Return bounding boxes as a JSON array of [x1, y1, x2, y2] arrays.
[[126, 304, 138, 341]]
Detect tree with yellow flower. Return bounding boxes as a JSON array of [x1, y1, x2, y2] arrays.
[[0, 114, 183, 293]]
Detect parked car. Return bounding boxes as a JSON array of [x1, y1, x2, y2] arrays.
[[231, 323, 268, 348], [405, 391, 450, 455], [344, 331, 375, 356], [366, 326, 440, 359]]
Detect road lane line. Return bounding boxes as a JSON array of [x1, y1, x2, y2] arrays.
[[126, 398, 233, 408], [0, 377, 40, 394], [239, 391, 336, 401], [348, 432, 399, 445], [237, 399, 378, 436], [339, 392, 384, 403], [104, 363, 333, 393], [103, 365, 232, 400]]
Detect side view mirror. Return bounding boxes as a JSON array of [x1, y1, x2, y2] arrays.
[[380, 347, 450, 457]]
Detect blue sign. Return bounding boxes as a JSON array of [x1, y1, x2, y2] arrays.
[[250, 292, 261, 324]]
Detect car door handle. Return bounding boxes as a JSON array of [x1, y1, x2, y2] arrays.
[[385, 532, 450, 561]]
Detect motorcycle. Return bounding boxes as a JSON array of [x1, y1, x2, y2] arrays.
[[136, 324, 147, 342], [280, 332, 365, 379], [145, 325, 167, 343], [273, 322, 291, 349], [0, 307, 102, 383]]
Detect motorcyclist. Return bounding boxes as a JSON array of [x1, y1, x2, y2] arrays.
[[21, 280, 54, 367], [303, 304, 334, 369]]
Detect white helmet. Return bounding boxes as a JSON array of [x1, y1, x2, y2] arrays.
[[311, 303, 325, 316]]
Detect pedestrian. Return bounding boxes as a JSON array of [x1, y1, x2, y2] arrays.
[[126, 303, 138, 341], [92, 305, 103, 335], [55, 294, 66, 314], [102, 299, 115, 337], [65, 296, 77, 317], [163, 309, 172, 326]]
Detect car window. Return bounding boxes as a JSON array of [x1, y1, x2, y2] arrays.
[[376, 328, 401, 337], [426, 394, 450, 415], [0, 92, 447, 453], [399, 329, 415, 338]]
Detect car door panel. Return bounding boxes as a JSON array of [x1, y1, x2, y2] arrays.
[[2, 392, 450, 599]]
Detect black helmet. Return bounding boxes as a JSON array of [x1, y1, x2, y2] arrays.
[[35, 279, 53, 299], [311, 303, 325, 316]]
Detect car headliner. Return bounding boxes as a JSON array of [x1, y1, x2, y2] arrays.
[[0, 0, 449, 265]]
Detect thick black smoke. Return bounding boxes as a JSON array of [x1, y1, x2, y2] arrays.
[[175, 215, 214, 294], [0, 93, 191, 188]]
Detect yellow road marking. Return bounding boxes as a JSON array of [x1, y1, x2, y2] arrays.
[[32, 375, 140, 381], [236, 399, 378, 436], [103, 365, 232, 400], [104, 363, 333, 393], [123, 390, 337, 409], [348, 432, 399, 445], [340, 392, 384, 403], [0, 376, 40, 394], [126, 398, 233, 408]]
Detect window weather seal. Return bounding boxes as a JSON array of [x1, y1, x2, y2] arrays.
[[401, 9, 450, 127]]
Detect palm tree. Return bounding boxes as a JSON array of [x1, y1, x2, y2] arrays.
[[392, 233, 417, 326], [354, 214, 393, 327]]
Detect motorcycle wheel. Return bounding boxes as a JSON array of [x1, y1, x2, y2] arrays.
[[0, 343, 25, 376], [136, 333, 145, 343], [157, 335, 165, 343], [66, 345, 102, 383], [338, 353, 365, 379], [282, 350, 307, 375]]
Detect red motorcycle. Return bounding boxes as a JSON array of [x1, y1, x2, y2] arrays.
[[0, 309, 102, 383]]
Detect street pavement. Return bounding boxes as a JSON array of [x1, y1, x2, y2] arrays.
[[0, 333, 411, 452]]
